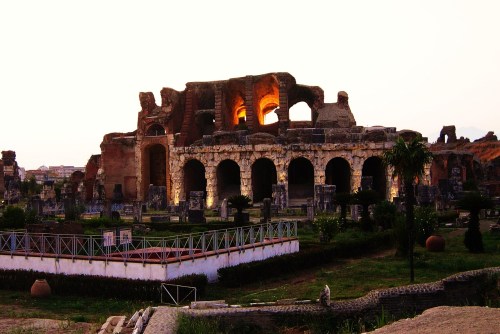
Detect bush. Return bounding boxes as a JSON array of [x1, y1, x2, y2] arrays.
[[0, 206, 25, 229], [0, 269, 207, 302], [312, 216, 340, 243], [373, 201, 397, 230], [415, 206, 438, 246]]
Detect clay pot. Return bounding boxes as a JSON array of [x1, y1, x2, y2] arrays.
[[426, 235, 445, 252], [30, 279, 51, 298]]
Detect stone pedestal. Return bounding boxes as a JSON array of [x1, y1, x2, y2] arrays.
[[307, 198, 315, 221], [272, 184, 287, 210], [220, 198, 229, 221], [148, 185, 167, 210], [188, 191, 205, 223], [260, 198, 272, 223]]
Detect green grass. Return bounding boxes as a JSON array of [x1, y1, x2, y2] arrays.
[[203, 224, 500, 304], [0, 290, 149, 324]]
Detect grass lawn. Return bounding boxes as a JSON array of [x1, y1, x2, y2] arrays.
[[1, 219, 499, 328], [203, 223, 500, 304]]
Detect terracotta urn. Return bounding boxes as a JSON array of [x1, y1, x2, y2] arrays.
[[30, 279, 51, 298], [426, 235, 445, 252]]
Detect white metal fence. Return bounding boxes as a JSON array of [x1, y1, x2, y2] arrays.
[[0, 221, 297, 264]]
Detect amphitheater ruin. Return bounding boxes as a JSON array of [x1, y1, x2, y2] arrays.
[[89, 72, 430, 209]]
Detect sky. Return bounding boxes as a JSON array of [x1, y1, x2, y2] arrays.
[[1, 0, 499, 170]]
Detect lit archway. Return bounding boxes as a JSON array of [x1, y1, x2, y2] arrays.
[[184, 159, 206, 200], [251, 158, 277, 202], [217, 159, 241, 200], [148, 145, 166, 187], [325, 158, 351, 193], [362, 156, 386, 199], [288, 157, 314, 203]]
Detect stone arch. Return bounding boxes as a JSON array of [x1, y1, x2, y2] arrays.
[[183, 159, 206, 200], [251, 158, 277, 203], [325, 157, 351, 193], [146, 123, 166, 136], [288, 157, 314, 203], [140, 143, 167, 200], [289, 101, 312, 121], [216, 159, 241, 200], [362, 156, 386, 199]]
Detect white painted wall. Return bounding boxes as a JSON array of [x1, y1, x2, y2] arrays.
[[166, 240, 299, 282], [0, 240, 299, 282]]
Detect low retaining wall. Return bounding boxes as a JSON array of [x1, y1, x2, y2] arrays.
[[178, 267, 500, 331], [0, 239, 299, 282]]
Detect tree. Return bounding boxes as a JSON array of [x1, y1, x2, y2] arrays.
[[458, 192, 493, 253], [353, 189, 380, 231], [334, 192, 352, 229], [1, 206, 26, 229], [383, 136, 433, 282], [228, 195, 252, 225]]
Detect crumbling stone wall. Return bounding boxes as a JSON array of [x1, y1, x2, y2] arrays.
[[179, 267, 500, 331]]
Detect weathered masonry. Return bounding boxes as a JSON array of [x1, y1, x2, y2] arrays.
[[91, 72, 427, 208]]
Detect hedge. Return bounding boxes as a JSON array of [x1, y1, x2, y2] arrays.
[[0, 270, 207, 302], [217, 230, 394, 287]]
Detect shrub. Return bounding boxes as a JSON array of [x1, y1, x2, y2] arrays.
[[312, 216, 340, 243], [0, 269, 207, 302], [373, 201, 397, 230], [415, 206, 438, 246], [0, 206, 25, 229]]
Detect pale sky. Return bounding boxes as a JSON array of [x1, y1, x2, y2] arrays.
[[1, 0, 499, 170]]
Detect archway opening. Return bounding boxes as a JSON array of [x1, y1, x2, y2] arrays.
[[289, 101, 312, 121], [148, 145, 166, 187], [217, 160, 241, 200], [362, 156, 386, 199], [288, 157, 314, 204], [184, 159, 206, 200], [251, 158, 277, 203], [146, 124, 166, 136], [325, 158, 351, 193]]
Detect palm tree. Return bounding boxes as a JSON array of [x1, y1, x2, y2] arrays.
[[383, 136, 433, 282], [458, 192, 493, 253]]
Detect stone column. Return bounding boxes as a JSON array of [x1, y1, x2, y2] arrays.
[[244, 76, 255, 132], [214, 83, 223, 131], [206, 166, 217, 209], [351, 169, 362, 193], [240, 154, 252, 198], [277, 74, 290, 135]]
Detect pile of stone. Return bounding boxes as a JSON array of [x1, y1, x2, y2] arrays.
[[98, 307, 154, 334]]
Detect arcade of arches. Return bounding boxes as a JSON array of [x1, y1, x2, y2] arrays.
[[169, 147, 399, 208]]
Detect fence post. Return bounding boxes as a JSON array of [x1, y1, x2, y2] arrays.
[[189, 235, 194, 257], [201, 233, 206, 253], [214, 230, 218, 252]]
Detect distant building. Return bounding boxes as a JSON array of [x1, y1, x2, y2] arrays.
[[25, 165, 85, 184]]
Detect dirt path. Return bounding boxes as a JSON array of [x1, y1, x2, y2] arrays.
[[0, 317, 96, 334], [367, 306, 500, 334]]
